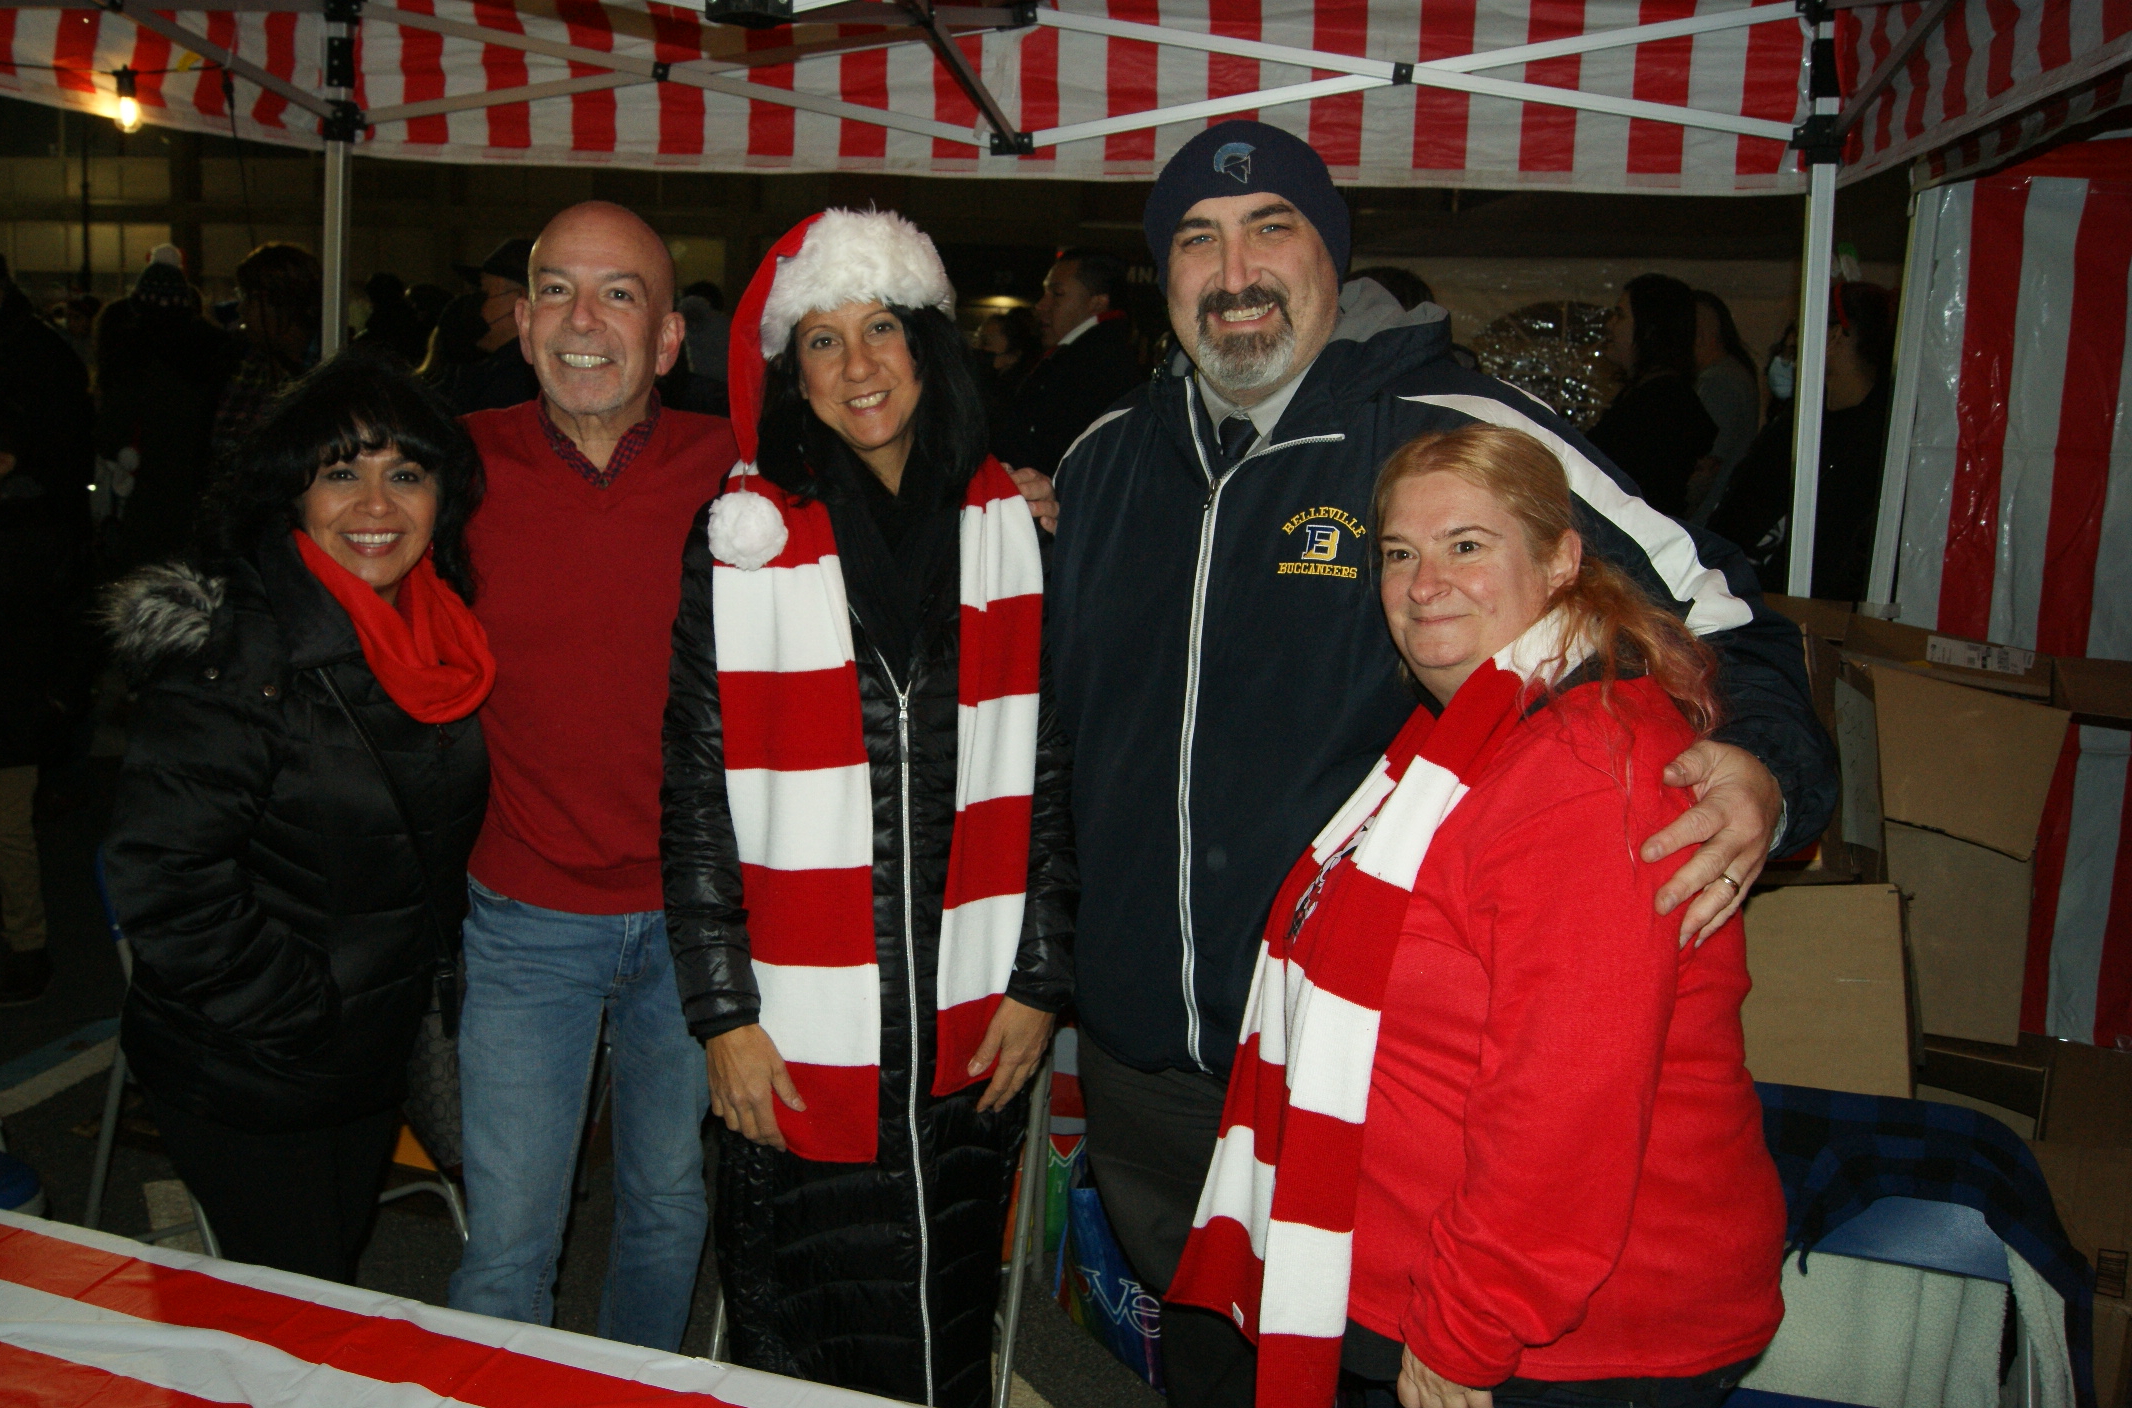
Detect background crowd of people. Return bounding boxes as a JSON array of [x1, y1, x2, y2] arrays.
[[0, 115, 1886, 1408]]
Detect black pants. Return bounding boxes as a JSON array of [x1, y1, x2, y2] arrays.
[[1076, 1036, 1255, 1408], [149, 1093, 401, 1283], [1347, 1359, 1756, 1408]]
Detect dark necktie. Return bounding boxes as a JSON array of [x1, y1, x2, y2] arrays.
[[1217, 413, 1257, 467]]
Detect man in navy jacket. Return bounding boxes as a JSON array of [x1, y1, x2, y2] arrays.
[[1037, 120, 1837, 1408]]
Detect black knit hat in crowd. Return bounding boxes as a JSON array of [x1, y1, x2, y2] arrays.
[[130, 258, 198, 311], [1142, 120, 1351, 288]]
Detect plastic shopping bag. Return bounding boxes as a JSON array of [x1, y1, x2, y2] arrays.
[[1052, 1140, 1163, 1392]]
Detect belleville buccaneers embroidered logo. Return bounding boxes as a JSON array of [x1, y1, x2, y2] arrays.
[[1278, 505, 1366, 579]]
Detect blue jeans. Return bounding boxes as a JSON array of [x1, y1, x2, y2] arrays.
[[447, 878, 711, 1350]]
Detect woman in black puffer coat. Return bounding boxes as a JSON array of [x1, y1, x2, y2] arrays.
[[663, 211, 1073, 1408], [103, 354, 491, 1282]]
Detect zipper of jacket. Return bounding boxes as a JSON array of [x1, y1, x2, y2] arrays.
[[869, 633, 936, 1407], [1174, 390, 1347, 1072]]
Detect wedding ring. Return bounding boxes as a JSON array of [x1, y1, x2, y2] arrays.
[[1714, 873, 1742, 892]]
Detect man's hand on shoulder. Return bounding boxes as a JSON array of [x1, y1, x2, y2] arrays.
[[1006, 465, 1058, 534], [1642, 740, 1783, 946]]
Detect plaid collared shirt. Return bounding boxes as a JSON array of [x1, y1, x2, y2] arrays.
[[537, 390, 661, 489]]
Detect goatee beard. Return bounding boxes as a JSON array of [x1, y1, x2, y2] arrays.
[[1193, 284, 1297, 397]]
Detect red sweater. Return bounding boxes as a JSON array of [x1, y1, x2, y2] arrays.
[[462, 401, 737, 913], [1348, 677, 1786, 1386]]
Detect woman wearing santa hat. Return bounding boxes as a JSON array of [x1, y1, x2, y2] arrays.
[[661, 209, 1074, 1407]]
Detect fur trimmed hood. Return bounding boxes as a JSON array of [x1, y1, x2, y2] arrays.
[[102, 561, 225, 679]]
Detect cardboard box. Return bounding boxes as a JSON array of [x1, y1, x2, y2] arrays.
[[1741, 884, 1913, 1097], [1832, 666, 1886, 880], [2099, 1297, 2132, 1408], [1921, 1033, 2053, 1118], [1864, 662, 2070, 861], [2056, 657, 2132, 728], [2025, 1139, 2132, 1405], [1844, 614, 2055, 700], [1765, 595, 1854, 644], [1755, 619, 1864, 886], [1884, 823, 2034, 1045], [2037, 1040, 2132, 1149]]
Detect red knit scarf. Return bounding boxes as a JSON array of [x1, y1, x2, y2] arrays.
[[708, 458, 1043, 1163], [1167, 618, 1587, 1407], [292, 530, 496, 724]]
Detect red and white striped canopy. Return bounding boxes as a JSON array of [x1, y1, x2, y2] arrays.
[[1, 0, 2121, 189], [1, 1, 2124, 188], [0, 0, 1788, 188], [1835, 2, 2132, 188]]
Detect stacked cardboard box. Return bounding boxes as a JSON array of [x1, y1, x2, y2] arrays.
[[1756, 599, 2132, 1405], [2027, 1039, 2132, 1408]]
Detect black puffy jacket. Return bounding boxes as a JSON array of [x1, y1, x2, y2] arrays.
[[103, 535, 488, 1133], [662, 467, 1073, 1408]]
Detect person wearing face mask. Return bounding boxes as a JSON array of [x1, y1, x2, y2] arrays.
[[446, 202, 738, 1351], [1028, 119, 1834, 1407], [1763, 322, 1799, 422], [100, 353, 493, 1282], [1706, 283, 1896, 600], [662, 209, 1073, 1408]]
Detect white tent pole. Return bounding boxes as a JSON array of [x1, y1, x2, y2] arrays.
[[1863, 184, 1944, 612], [322, 140, 351, 356], [1037, 4, 1789, 81], [1785, 2, 1841, 597], [319, 0, 359, 357]]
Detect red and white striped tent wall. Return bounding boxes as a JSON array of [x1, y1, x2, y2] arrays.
[[1875, 136, 2132, 1049]]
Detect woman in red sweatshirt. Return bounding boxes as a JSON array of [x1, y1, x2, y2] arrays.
[[1168, 422, 1786, 1408]]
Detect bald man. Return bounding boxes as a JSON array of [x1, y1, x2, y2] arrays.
[[449, 203, 738, 1350]]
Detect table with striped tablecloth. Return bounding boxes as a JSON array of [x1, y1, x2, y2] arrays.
[[0, 1210, 893, 1407]]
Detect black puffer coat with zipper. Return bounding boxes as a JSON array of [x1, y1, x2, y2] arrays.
[[662, 462, 1075, 1408], [103, 532, 488, 1134]]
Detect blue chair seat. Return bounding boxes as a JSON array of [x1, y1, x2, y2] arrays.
[[1807, 1195, 2011, 1284]]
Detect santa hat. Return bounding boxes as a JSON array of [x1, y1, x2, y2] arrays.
[[709, 209, 956, 571]]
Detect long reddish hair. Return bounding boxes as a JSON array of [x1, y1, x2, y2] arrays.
[[1370, 423, 1721, 735]]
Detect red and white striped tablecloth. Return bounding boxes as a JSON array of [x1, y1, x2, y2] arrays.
[[0, 1210, 894, 1407]]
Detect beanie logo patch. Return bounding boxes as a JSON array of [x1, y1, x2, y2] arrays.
[[1214, 141, 1255, 183]]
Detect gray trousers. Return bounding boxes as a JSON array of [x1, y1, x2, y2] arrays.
[[1076, 1035, 1256, 1408]]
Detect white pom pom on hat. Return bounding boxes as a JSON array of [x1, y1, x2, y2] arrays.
[[706, 472, 789, 571], [757, 208, 956, 360]]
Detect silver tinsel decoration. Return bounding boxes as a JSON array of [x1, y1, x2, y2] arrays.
[[1471, 300, 1619, 430]]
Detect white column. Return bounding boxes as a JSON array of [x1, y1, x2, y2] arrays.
[[321, 140, 351, 357], [319, 0, 360, 357], [1788, 157, 1837, 597]]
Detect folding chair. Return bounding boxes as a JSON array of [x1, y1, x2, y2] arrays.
[[85, 850, 220, 1256], [993, 1053, 1053, 1408]]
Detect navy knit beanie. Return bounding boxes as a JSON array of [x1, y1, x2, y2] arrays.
[[1143, 120, 1350, 288]]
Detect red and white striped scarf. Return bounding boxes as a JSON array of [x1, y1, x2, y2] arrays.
[[1167, 617, 1587, 1405], [709, 458, 1043, 1163]]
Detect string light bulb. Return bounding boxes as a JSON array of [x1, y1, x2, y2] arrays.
[[113, 67, 142, 134]]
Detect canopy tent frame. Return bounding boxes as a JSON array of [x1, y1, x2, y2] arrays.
[[0, 0, 2026, 596]]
